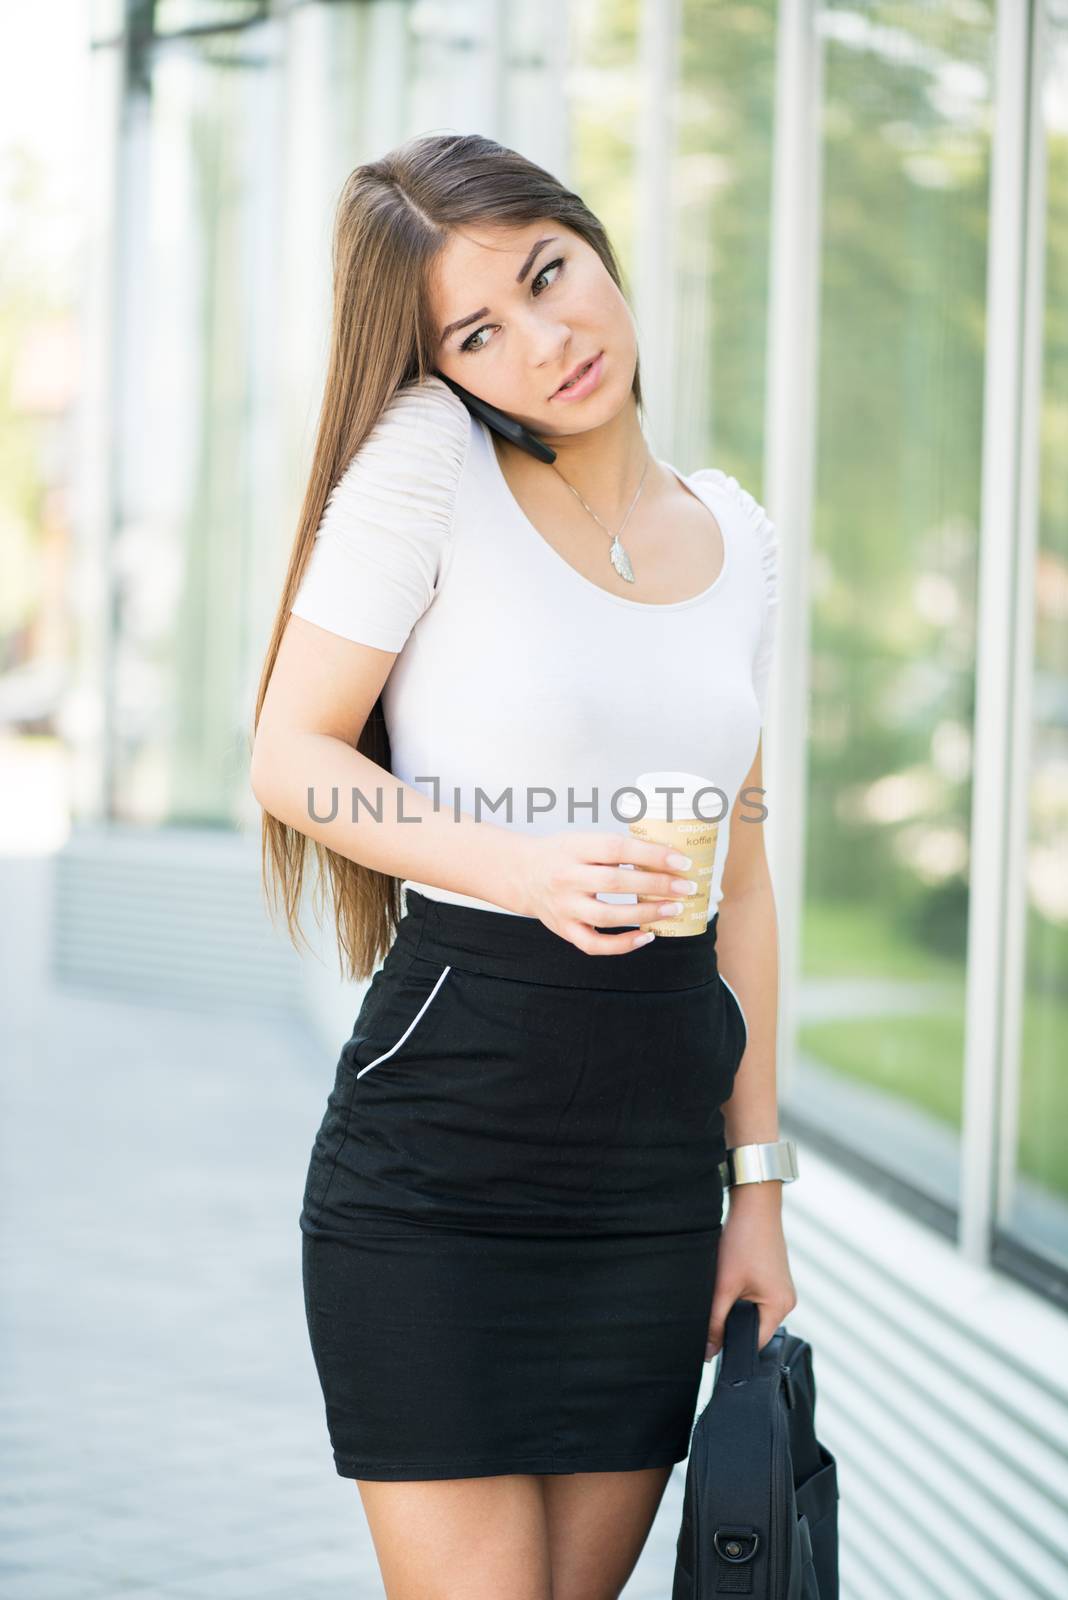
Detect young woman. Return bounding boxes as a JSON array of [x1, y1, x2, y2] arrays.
[[251, 131, 797, 1600]]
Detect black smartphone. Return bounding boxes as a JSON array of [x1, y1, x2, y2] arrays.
[[433, 370, 557, 464]]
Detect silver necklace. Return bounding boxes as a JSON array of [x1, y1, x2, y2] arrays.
[[550, 454, 650, 583]]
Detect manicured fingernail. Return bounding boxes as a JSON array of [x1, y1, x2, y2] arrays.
[[634, 932, 655, 947], [667, 852, 692, 869]]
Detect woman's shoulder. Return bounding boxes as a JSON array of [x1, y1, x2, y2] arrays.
[[378, 371, 472, 437], [339, 373, 472, 506], [690, 465, 777, 608], [288, 377, 472, 651]]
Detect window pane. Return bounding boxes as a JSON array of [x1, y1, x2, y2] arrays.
[[673, 0, 777, 474], [785, 0, 996, 1224], [568, 0, 642, 268], [110, 22, 278, 826]]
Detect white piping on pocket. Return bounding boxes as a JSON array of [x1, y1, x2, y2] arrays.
[[355, 963, 452, 1079], [719, 973, 749, 1052]]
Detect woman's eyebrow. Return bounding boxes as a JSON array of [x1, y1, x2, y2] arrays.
[[438, 235, 559, 344]]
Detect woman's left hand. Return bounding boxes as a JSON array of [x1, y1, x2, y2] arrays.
[[704, 1186, 797, 1360]]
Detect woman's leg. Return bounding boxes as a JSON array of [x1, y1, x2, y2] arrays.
[[541, 1465, 675, 1600], [356, 1472, 553, 1600]]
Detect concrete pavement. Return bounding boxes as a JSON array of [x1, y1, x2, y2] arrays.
[[1, 851, 693, 1598]]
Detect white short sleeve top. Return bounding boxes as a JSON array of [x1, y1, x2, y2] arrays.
[[290, 381, 470, 652], [290, 374, 779, 917]]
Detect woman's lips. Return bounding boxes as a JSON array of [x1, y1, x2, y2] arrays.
[[550, 351, 605, 401]]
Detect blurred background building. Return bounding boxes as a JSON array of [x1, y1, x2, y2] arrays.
[[2, 2, 1067, 1596]]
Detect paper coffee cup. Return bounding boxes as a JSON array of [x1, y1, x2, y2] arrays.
[[617, 770, 720, 937]]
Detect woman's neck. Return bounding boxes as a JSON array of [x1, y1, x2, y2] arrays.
[[495, 394, 655, 514]]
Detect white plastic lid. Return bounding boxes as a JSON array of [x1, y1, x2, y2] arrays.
[[617, 769, 719, 821]]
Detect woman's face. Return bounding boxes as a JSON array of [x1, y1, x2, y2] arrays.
[[429, 219, 637, 437]]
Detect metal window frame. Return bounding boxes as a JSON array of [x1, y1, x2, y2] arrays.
[[763, 0, 823, 1126], [990, 0, 1065, 1306], [960, 0, 1039, 1275]]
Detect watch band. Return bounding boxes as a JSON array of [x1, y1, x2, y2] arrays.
[[719, 1138, 799, 1189]]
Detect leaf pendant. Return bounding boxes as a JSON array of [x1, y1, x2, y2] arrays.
[[610, 536, 636, 583]]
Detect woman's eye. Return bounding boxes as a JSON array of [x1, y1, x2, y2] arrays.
[[532, 257, 565, 294], [460, 325, 495, 354], [458, 257, 566, 354]]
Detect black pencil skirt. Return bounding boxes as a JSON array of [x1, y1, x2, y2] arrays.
[[299, 888, 748, 1482]]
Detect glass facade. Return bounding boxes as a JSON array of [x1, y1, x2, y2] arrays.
[[82, 0, 1067, 1304]]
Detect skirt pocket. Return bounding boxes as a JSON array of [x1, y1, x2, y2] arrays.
[[301, 951, 453, 1222], [353, 958, 453, 1079]]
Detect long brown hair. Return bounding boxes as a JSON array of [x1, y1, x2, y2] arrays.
[[252, 131, 644, 982]]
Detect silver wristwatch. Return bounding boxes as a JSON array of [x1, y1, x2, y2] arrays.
[[719, 1138, 799, 1189]]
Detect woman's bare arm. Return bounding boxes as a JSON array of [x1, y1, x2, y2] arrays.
[[715, 737, 782, 1192], [251, 615, 537, 912]]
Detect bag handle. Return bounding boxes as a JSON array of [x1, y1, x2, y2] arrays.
[[718, 1298, 761, 1385]]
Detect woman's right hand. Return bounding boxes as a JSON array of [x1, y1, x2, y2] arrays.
[[509, 829, 701, 955]]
